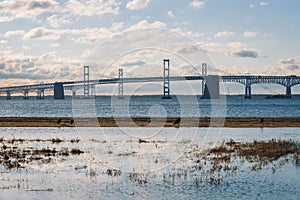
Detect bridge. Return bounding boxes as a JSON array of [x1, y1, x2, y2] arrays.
[[0, 59, 300, 99]]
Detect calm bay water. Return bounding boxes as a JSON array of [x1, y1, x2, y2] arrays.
[[0, 95, 300, 117]]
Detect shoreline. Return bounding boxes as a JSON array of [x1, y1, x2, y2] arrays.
[[0, 116, 300, 128]]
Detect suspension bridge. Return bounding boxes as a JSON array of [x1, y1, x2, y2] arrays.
[[0, 59, 299, 99]]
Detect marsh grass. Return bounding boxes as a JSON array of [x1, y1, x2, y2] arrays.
[[1, 137, 299, 188], [0, 138, 84, 169]]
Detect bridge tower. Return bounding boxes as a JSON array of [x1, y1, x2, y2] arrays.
[[84, 66, 90, 97], [201, 75, 220, 99], [201, 63, 220, 99], [202, 63, 207, 95], [162, 59, 171, 99], [245, 77, 251, 99], [118, 68, 124, 99]]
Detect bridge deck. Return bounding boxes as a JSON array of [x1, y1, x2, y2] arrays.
[[0, 75, 300, 94]]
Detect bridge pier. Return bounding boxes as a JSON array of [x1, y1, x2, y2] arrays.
[[201, 75, 220, 99], [245, 84, 251, 99], [54, 82, 65, 99], [72, 90, 76, 97], [286, 86, 292, 98], [244, 76, 252, 99], [24, 90, 29, 99], [37, 89, 45, 99], [6, 91, 11, 100]]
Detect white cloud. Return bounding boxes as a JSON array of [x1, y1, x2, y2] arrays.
[[215, 31, 235, 38], [167, 10, 174, 18], [0, 0, 58, 19], [227, 42, 245, 49], [177, 45, 207, 55], [23, 27, 61, 40], [0, 0, 121, 22], [111, 22, 124, 31], [243, 31, 257, 38], [217, 65, 279, 76], [4, 30, 26, 38], [260, 2, 269, 6], [127, 20, 167, 30], [186, 31, 204, 38], [63, 0, 120, 17], [0, 16, 14, 22], [47, 14, 71, 28], [198, 42, 222, 53], [278, 58, 295, 65], [0, 49, 81, 83], [189, 1, 205, 8], [278, 57, 300, 71], [0, 40, 8, 45], [5, 26, 117, 43], [73, 37, 98, 44], [126, 0, 150, 10]]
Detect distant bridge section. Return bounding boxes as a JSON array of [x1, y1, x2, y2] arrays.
[[221, 75, 300, 98], [0, 60, 300, 99], [1, 75, 299, 99]]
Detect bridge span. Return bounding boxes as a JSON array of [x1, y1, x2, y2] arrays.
[[0, 75, 299, 100], [0, 60, 300, 99]]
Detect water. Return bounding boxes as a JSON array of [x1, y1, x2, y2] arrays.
[[0, 127, 300, 199], [0, 95, 300, 117], [1, 95, 300, 199]]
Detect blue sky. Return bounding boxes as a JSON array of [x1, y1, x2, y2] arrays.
[[0, 0, 300, 94]]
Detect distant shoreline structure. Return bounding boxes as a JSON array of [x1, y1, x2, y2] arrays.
[[0, 116, 300, 128]]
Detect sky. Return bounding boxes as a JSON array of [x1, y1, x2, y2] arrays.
[[0, 0, 300, 95]]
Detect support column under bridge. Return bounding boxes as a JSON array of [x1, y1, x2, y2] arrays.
[[6, 91, 11, 100], [286, 86, 292, 98], [244, 77, 251, 99], [54, 82, 65, 99], [245, 85, 251, 99], [201, 75, 220, 99]]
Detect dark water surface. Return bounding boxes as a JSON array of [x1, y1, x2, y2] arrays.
[[0, 95, 300, 117]]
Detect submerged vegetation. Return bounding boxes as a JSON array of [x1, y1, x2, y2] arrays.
[[0, 137, 83, 169], [108, 138, 300, 185]]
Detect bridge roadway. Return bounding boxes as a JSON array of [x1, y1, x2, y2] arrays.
[[0, 75, 300, 99]]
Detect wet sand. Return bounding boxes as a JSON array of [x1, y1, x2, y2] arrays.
[[0, 116, 300, 127]]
